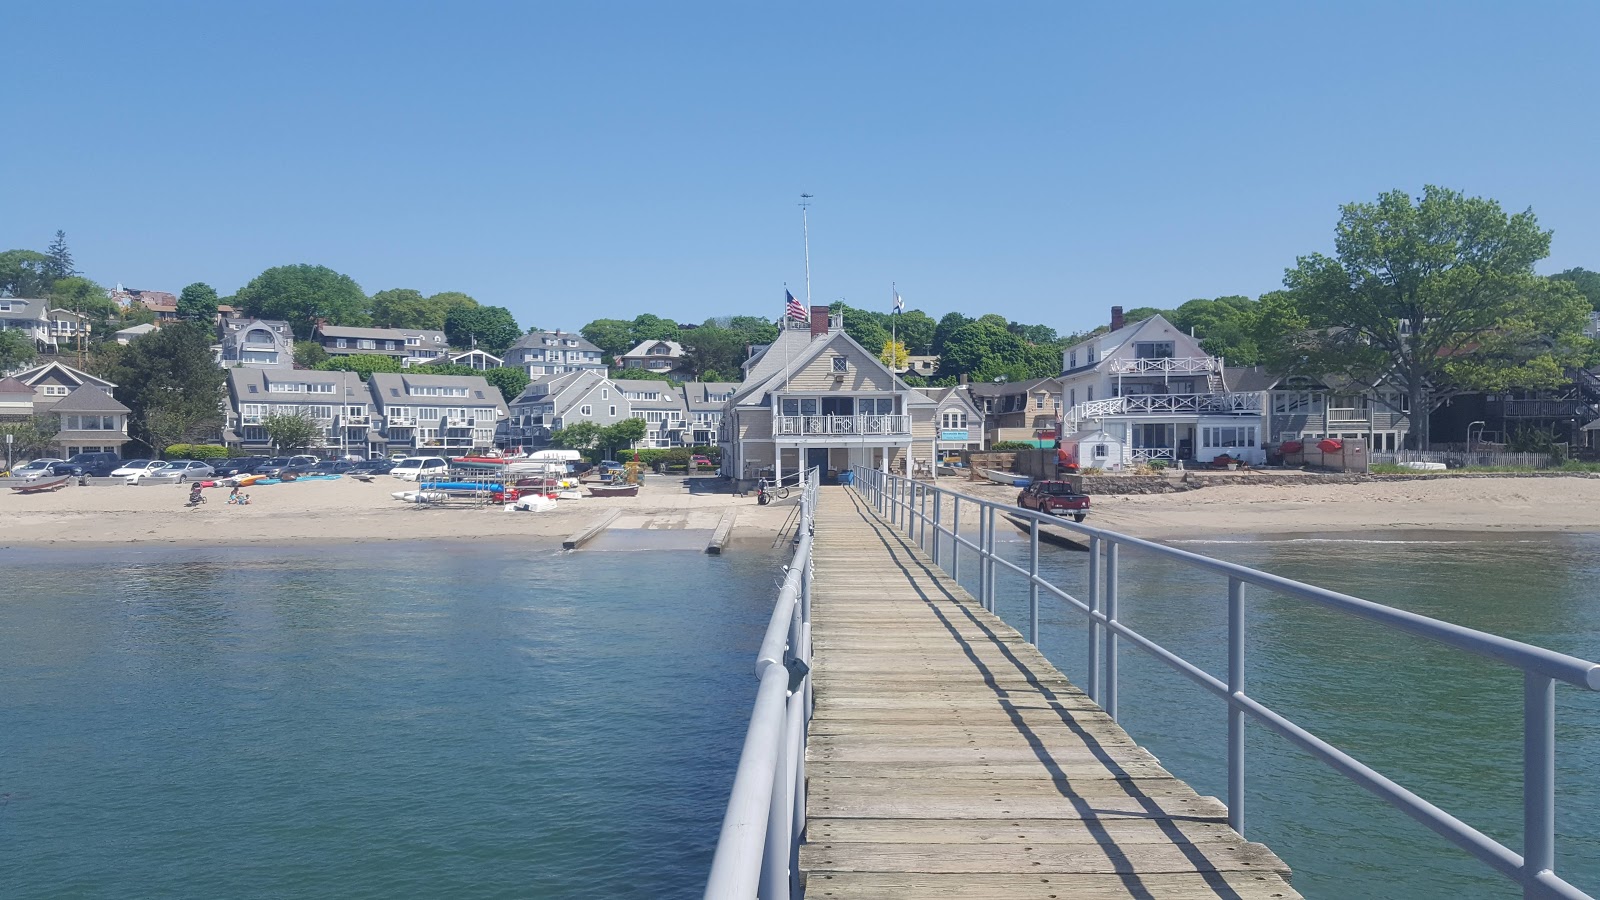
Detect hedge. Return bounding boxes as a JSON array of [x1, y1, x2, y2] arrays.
[[992, 441, 1045, 451], [583, 446, 720, 466], [164, 444, 230, 460]]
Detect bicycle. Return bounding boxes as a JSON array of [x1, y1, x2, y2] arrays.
[[755, 478, 790, 505]]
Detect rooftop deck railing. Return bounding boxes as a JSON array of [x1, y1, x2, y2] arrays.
[[1066, 392, 1263, 424], [705, 468, 817, 900], [1107, 356, 1222, 375], [851, 465, 1599, 900], [774, 414, 911, 437]]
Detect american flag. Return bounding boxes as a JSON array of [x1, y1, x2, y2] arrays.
[[785, 290, 805, 321]]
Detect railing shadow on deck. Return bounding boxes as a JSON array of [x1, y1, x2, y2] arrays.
[[850, 465, 1600, 900]]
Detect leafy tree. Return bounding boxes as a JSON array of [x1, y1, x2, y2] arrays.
[[937, 320, 1032, 382], [827, 301, 890, 356], [45, 230, 76, 281], [550, 420, 602, 451], [629, 313, 680, 343], [1121, 306, 1163, 326], [1550, 268, 1600, 311], [1007, 321, 1058, 345], [369, 288, 432, 328], [610, 367, 681, 386], [0, 415, 58, 461], [714, 315, 780, 346], [94, 322, 226, 453], [48, 276, 119, 338], [235, 264, 370, 340], [118, 303, 157, 327], [0, 249, 53, 297], [314, 354, 401, 378], [262, 409, 324, 452], [294, 341, 329, 368], [880, 338, 909, 371], [894, 310, 937, 355], [1167, 295, 1263, 366], [177, 282, 220, 322], [681, 325, 747, 380], [481, 366, 530, 403], [0, 329, 38, 371], [411, 362, 481, 378], [931, 312, 972, 355], [444, 304, 520, 353], [1282, 185, 1590, 448], [581, 318, 636, 362], [600, 417, 647, 456]]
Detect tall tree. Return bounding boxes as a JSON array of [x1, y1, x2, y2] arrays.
[[0, 329, 38, 371], [1550, 267, 1600, 311], [880, 338, 909, 372], [1167, 295, 1263, 365], [0, 249, 53, 297], [294, 341, 329, 368], [937, 320, 1032, 383], [828, 302, 890, 356], [550, 420, 602, 452], [177, 282, 220, 322], [931, 312, 972, 356], [0, 415, 58, 461], [369, 288, 432, 328], [94, 322, 226, 453], [713, 315, 780, 346], [443, 304, 520, 353], [600, 417, 647, 456], [45, 230, 76, 281], [261, 409, 324, 452], [1282, 186, 1590, 448], [580, 318, 636, 362], [235, 264, 370, 339], [481, 366, 530, 403], [680, 325, 746, 380], [629, 313, 681, 343], [426, 291, 479, 330], [893, 310, 937, 355]]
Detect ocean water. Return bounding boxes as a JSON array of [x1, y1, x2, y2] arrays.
[[954, 527, 1600, 900], [0, 540, 783, 900]]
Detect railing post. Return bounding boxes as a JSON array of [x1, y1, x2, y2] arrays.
[[977, 505, 990, 610], [1103, 541, 1119, 722], [1087, 535, 1100, 704], [1028, 516, 1040, 644], [1524, 672, 1556, 897], [950, 497, 961, 583], [931, 488, 943, 566], [761, 692, 792, 900], [919, 484, 928, 551], [1228, 576, 1245, 837], [984, 503, 998, 613]]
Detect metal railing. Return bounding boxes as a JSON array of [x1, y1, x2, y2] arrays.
[[705, 468, 818, 900], [850, 464, 1599, 900], [1065, 392, 1263, 425], [774, 414, 911, 437]]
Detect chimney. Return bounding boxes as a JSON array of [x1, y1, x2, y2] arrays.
[[1111, 306, 1124, 331], [810, 305, 830, 337], [959, 374, 969, 385]]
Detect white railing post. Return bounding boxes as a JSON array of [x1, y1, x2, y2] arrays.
[[950, 496, 961, 583], [1103, 541, 1119, 721], [1028, 516, 1040, 644], [1228, 577, 1246, 837], [1523, 672, 1556, 898], [1087, 536, 1101, 704], [931, 488, 943, 566]]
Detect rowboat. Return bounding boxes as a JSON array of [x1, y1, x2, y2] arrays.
[[11, 476, 71, 494], [979, 467, 1031, 488], [587, 483, 639, 498]]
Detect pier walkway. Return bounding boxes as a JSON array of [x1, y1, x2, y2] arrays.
[[801, 487, 1299, 899]]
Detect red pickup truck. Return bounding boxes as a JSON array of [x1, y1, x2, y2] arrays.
[[1016, 481, 1091, 522]]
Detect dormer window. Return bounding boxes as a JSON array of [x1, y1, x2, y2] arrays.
[[831, 357, 848, 373]]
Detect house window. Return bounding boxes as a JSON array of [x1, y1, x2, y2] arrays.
[[358, 340, 376, 350], [601, 389, 608, 399], [609, 405, 616, 416], [1069, 389, 1075, 406], [1086, 385, 1094, 401], [336, 338, 347, 348], [1069, 351, 1077, 368], [406, 337, 419, 346], [941, 411, 967, 429], [1094, 444, 1108, 458], [831, 357, 847, 373], [1135, 341, 1175, 359], [580, 405, 592, 416], [1035, 394, 1045, 409]]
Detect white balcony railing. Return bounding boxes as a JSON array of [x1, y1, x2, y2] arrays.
[[1107, 356, 1222, 375], [1130, 447, 1177, 462], [339, 414, 371, 426], [386, 415, 417, 427], [1065, 392, 1262, 424], [774, 414, 912, 437]]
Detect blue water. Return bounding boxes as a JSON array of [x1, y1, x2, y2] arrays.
[[0, 541, 782, 900], [935, 524, 1600, 899]]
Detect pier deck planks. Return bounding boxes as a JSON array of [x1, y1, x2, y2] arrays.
[[803, 487, 1300, 899]]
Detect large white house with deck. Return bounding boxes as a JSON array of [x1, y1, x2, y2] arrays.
[[1059, 308, 1265, 466]]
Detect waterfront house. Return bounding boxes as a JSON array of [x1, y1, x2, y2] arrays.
[[505, 331, 606, 378], [49, 309, 90, 345], [718, 307, 936, 484], [967, 377, 1063, 447], [614, 378, 688, 448], [447, 348, 503, 371], [49, 385, 131, 457], [504, 371, 629, 451], [1226, 367, 1414, 453], [367, 372, 507, 455], [618, 339, 686, 374], [218, 316, 294, 368], [1059, 308, 1265, 465], [224, 368, 375, 456], [10, 361, 117, 412], [920, 385, 986, 459], [0, 298, 57, 351], [314, 324, 450, 365], [683, 381, 737, 448]]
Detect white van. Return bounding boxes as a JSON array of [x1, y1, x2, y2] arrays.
[[390, 456, 450, 481]]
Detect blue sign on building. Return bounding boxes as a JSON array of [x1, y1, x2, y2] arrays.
[[940, 429, 970, 442]]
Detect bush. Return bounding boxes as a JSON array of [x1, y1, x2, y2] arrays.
[[164, 443, 230, 460], [992, 441, 1040, 451]]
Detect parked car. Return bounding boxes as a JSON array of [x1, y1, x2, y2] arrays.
[[146, 460, 216, 482], [310, 459, 356, 475], [48, 452, 122, 477], [349, 458, 396, 475], [112, 459, 167, 479], [214, 456, 271, 477], [691, 454, 713, 467], [1016, 480, 1091, 522], [391, 456, 450, 481], [253, 456, 319, 478], [12, 458, 64, 480]]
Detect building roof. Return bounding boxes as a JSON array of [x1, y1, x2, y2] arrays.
[[368, 372, 509, 411], [682, 381, 739, 411], [317, 324, 447, 343], [509, 330, 602, 353], [10, 360, 116, 390], [50, 384, 130, 414], [116, 323, 159, 337], [227, 366, 367, 400], [733, 326, 934, 407], [1223, 366, 1281, 393], [966, 376, 1061, 399], [622, 339, 685, 358], [0, 376, 34, 395]]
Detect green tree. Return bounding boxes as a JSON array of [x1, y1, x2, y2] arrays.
[[481, 366, 530, 403], [0, 249, 53, 297], [714, 315, 780, 346], [48, 276, 119, 337], [828, 301, 890, 356], [427, 291, 479, 326], [261, 409, 324, 452], [45, 230, 76, 281], [1121, 306, 1163, 326], [1007, 321, 1058, 345], [550, 420, 602, 451], [444, 304, 520, 353], [880, 338, 909, 371], [931, 312, 972, 355], [681, 325, 746, 380], [1283, 186, 1591, 448], [94, 322, 226, 453], [369, 288, 433, 328], [581, 318, 636, 362], [0, 415, 58, 461], [235, 264, 370, 340], [0, 329, 38, 370], [177, 282, 220, 322], [294, 341, 329, 368], [600, 417, 648, 456], [894, 310, 938, 355], [937, 320, 1032, 383], [609, 367, 681, 386], [1550, 267, 1600, 311], [1166, 295, 1263, 365], [118, 303, 157, 327], [629, 314, 680, 343], [314, 354, 401, 378]]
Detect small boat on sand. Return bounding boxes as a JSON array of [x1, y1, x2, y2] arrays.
[[11, 476, 71, 494], [979, 468, 1031, 488], [587, 483, 639, 498]]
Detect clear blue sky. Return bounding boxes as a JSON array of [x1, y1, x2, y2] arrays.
[[6, 1, 1597, 336]]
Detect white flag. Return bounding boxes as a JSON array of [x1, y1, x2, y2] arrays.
[[893, 290, 904, 313]]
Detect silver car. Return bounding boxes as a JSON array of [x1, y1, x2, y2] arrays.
[[144, 460, 217, 483]]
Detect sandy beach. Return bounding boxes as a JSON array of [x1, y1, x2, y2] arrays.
[[0, 474, 795, 551]]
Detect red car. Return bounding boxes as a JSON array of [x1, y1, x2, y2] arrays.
[[1017, 481, 1090, 522]]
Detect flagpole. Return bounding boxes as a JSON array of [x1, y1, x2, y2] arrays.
[[891, 282, 897, 374], [800, 194, 813, 308]]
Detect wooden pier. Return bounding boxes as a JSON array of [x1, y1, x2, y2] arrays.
[[801, 487, 1300, 899]]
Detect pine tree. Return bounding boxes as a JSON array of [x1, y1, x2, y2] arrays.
[[45, 230, 77, 281]]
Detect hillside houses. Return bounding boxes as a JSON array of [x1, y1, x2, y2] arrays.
[[502, 371, 736, 452]]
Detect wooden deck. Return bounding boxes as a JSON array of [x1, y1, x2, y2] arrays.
[[801, 487, 1300, 899]]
